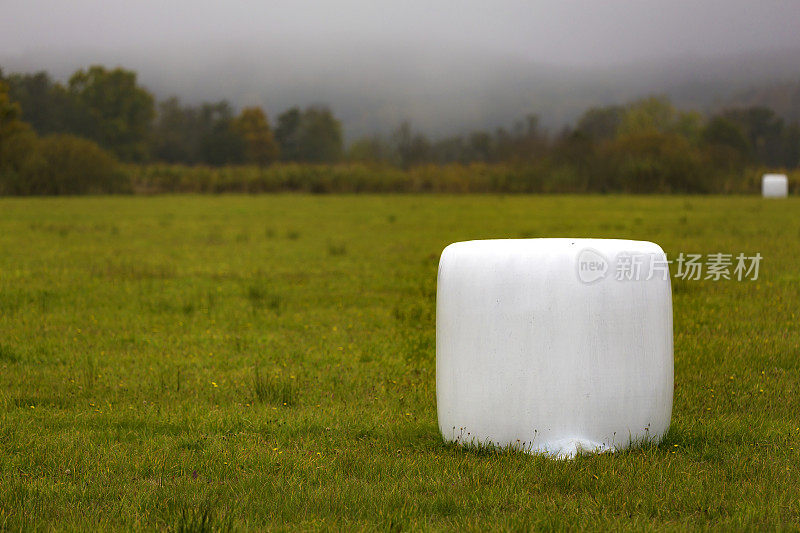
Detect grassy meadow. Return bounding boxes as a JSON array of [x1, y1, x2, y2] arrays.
[[0, 194, 799, 530]]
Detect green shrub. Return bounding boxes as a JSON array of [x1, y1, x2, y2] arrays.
[[593, 132, 720, 193], [18, 135, 126, 195]]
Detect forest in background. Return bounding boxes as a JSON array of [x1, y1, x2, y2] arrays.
[[1, 65, 799, 195]]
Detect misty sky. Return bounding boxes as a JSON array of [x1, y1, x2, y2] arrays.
[[3, 0, 800, 139], [3, 0, 800, 67]]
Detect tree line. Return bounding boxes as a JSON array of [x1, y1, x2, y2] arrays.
[[0, 66, 343, 166], [350, 97, 799, 191], [1, 64, 799, 194]]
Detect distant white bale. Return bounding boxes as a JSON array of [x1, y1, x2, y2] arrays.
[[762, 173, 788, 198], [436, 238, 673, 458]]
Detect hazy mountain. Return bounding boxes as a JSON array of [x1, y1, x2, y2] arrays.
[[2, 44, 800, 141]]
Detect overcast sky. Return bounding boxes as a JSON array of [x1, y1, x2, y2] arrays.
[[3, 0, 800, 138], [3, 0, 800, 67]]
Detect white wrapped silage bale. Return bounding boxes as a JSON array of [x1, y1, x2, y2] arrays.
[[436, 238, 673, 458], [762, 174, 788, 198]]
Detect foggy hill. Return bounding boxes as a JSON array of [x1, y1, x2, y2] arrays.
[[2, 43, 800, 141]]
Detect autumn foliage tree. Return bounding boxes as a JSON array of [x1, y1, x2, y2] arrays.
[[0, 81, 36, 188], [232, 107, 280, 166]]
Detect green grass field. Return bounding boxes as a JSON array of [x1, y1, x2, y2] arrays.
[[1, 194, 799, 530]]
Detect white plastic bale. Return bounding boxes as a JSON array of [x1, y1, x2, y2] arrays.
[[436, 238, 673, 458], [762, 174, 788, 198]]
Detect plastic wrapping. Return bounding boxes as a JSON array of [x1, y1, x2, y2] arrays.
[[762, 174, 788, 198], [436, 238, 673, 458]]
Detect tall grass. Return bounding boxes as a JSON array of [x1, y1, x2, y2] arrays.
[[125, 162, 798, 195], [251, 367, 298, 406]]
